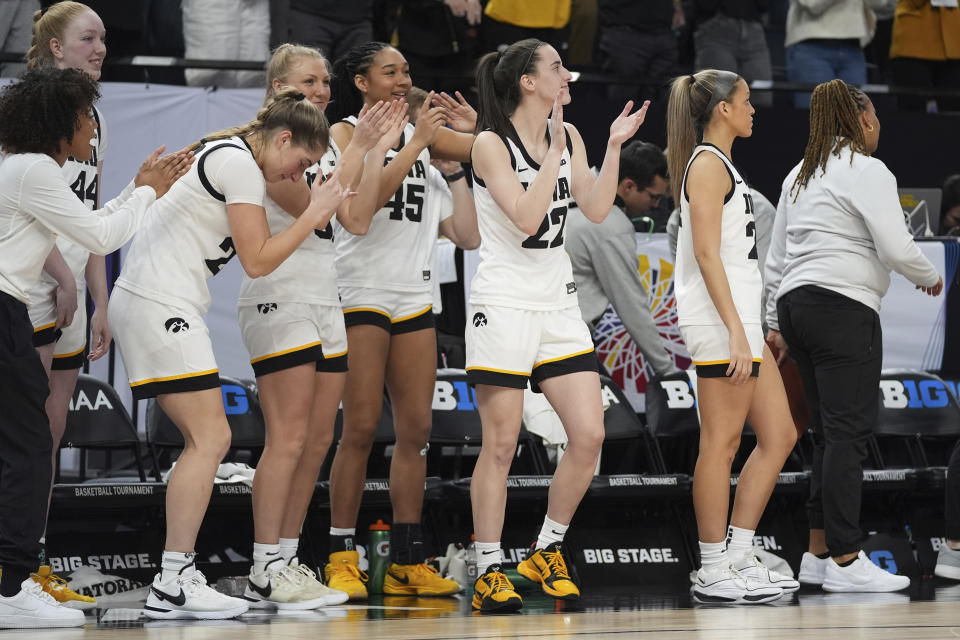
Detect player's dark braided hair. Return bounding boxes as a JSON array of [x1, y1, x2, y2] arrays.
[[0, 67, 99, 155], [327, 41, 392, 123], [789, 79, 870, 201]]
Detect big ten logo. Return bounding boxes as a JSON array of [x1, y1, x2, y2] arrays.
[[752, 536, 781, 551], [433, 379, 477, 411], [868, 550, 898, 574], [69, 388, 113, 412], [221, 385, 249, 415], [582, 548, 680, 564], [659, 378, 698, 410], [600, 383, 621, 408], [880, 379, 957, 409]]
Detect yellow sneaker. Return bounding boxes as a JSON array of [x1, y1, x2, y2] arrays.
[[471, 564, 522, 612], [516, 542, 580, 600], [31, 565, 98, 610], [324, 550, 368, 600], [383, 563, 461, 596]]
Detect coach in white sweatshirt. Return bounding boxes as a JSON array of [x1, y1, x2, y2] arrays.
[[764, 79, 941, 595], [0, 68, 186, 628]]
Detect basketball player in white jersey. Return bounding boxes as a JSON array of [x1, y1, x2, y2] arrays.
[[666, 70, 798, 604], [236, 43, 408, 610], [21, 3, 111, 606], [467, 38, 649, 612], [109, 91, 354, 620], [319, 42, 476, 599]]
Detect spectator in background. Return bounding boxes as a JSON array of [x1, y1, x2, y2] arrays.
[[182, 0, 269, 87], [941, 174, 960, 237], [596, 0, 682, 104], [0, 0, 39, 77], [785, 0, 880, 108], [693, 0, 774, 107], [890, 0, 960, 113], [482, 0, 571, 54], [568, 0, 597, 65], [396, 0, 480, 94], [288, 0, 373, 64], [566, 141, 678, 378]]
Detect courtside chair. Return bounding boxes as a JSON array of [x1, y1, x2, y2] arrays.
[[60, 373, 148, 482]]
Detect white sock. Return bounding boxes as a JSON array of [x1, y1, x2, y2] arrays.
[[726, 525, 755, 566], [279, 537, 300, 565], [535, 516, 569, 550], [699, 540, 727, 571], [160, 551, 196, 583], [474, 541, 502, 577], [253, 543, 283, 574]]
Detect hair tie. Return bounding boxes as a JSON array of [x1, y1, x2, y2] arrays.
[[292, 92, 306, 101], [689, 74, 696, 85]]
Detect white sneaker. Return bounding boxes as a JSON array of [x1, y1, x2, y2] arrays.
[[734, 554, 800, 593], [243, 564, 329, 610], [288, 563, 349, 606], [934, 545, 960, 580], [693, 565, 783, 604], [0, 578, 86, 628], [798, 552, 829, 586], [144, 570, 249, 619], [822, 551, 910, 593]]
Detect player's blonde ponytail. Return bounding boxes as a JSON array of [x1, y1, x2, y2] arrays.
[[28, 2, 91, 69]]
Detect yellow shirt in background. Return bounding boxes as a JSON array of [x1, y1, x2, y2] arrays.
[[484, 0, 571, 29]]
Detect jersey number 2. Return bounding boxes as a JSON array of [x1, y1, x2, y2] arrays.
[[743, 193, 758, 261]]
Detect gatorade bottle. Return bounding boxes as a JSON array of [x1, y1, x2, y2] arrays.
[[367, 519, 391, 594]]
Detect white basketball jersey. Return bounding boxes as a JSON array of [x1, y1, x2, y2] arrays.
[[115, 136, 263, 313], [675, 143, 762, 327], [470, 127, 577, 311], [238, 138, 340, 306], [333, 116, 437, 293], [30, 106, 107, 292]]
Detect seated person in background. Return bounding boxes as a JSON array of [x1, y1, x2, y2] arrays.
[[941, 174, 960, 237], [566, 141, 678, 378]]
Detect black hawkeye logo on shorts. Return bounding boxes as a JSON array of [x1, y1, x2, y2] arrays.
[[257, 303, 278, 314], [164, 317, 190, 334], [150, 586, 186, 606], [566, 282, 577, 294], [473, 312, 487, 327]]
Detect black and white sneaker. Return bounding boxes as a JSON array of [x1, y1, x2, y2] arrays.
[[144, 570, 248, 620], [693, 564, 783, 604], [734, 554, 800, 593]]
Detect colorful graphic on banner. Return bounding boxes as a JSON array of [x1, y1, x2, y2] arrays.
[[593, 235, 690, 412]]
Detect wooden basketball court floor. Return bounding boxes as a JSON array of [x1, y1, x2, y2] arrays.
[[5, 582, 960, 639]]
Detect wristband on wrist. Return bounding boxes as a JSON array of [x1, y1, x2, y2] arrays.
[[444, 169, 466, 183]]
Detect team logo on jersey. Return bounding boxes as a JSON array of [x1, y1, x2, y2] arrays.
[[472, 312, 487, 327], [257, 303, 278, 314], [164, 317, 190, 334], [422, 270, 431, 281], [566, 282, 578, 294]]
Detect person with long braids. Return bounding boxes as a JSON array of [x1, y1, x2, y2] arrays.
[[765, 79, 942, 593], [0, 67, 188, 628], [21, 3, 112, 607], [109, 90, 353, 620], [467, 38, 648, 612], [666, 69, 799, 604], [321, 41, 476, 600], [236, 43, 407, 610]]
